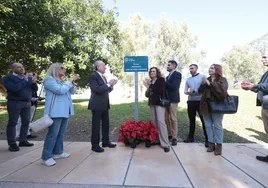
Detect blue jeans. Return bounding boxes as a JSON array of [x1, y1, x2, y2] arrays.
[[7, 100, 31, 145], [203, 113, 224, 144], [41, 118, 68, 160]]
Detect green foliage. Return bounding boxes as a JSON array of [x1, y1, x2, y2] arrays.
[[221, 45, 264, 87], [154, 17, 205, 70], [0, 0, 121, 87], [250, 33, 268, 54]]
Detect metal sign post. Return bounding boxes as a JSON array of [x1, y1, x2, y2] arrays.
[[124, 56, 148, 122], [134, 72, 138, 122]]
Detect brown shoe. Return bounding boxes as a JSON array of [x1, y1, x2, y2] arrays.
[[214, 144, 222, 155], [207, 142, 215, 152]]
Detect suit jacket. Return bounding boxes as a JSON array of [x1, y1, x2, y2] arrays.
[[145, 77, 166, 105], [165, 71, 182, 103], [251, 71, 268, 106], [43, 76, 75, 118], [88, 72, 113, 111]]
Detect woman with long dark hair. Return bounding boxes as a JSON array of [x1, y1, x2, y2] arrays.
[[198, 64, 228, 155], [144, 67, 170, 152]]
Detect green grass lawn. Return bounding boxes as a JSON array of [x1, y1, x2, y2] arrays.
[[0, 89, 267, 143]]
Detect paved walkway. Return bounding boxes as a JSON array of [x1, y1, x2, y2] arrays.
[[0, 141, 268, 188]]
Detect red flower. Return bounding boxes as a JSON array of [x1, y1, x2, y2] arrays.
[[118, 119, 159, 146]]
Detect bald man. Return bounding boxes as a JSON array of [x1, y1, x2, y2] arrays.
[[3, 62, 37, 152]]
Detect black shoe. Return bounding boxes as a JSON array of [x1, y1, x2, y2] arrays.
[[92, 146, 104, 153], [171, 138, 177, 146], [19, 141, 34, 147], [102, 142, 117, 148], [184, 137, 194, 143], [164, 147, 170, 153], [168, 136, 172, 140], [256, 155, 268, 162], [205, 141, 209, 148], [9, 144, 20, 152], [27, 135, 37, 139]]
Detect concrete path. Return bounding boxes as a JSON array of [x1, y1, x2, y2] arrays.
[[0, 141, 268, 188]]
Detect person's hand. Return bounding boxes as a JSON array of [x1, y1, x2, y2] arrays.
[[202, 77, 210, 85], [112, 79, 118, 86], [202, 77, 207, 84], [188, 88, 194, 94], [69, 74, 79, 83], [108, 79, 117, 86], [143, 79, 151, 88], [32, 73, 37, 83], [241, 82, 254, 90]]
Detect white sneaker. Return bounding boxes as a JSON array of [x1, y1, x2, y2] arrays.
[[42, 158, 56, 167], [53, 153, 70, 159]]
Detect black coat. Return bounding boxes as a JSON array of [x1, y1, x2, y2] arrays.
[[88, 72, 112, 111], [165, 71, 182, 103], [145, 77, 166, 106]]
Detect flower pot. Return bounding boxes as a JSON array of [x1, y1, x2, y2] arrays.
[[145, 140, 151, 148], [130, 142, 136, 148]]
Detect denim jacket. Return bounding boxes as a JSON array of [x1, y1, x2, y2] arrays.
[[44, 76, 75, 118]]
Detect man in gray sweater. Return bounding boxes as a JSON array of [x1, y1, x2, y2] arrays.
[[184, 64, 208, 147]]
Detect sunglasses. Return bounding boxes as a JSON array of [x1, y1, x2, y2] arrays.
[[60, 67, 66, 71]]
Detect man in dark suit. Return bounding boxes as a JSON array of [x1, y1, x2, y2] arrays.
[[88, 60, 117, 152], [3, 62, 36, 152], [165, 60, 182, 146]]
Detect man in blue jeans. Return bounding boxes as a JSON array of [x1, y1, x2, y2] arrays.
[[3, 62, 36, 152]]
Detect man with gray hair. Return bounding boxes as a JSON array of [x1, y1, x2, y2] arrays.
[[88, 60, 117, 152], [242, 52, 268, 163]]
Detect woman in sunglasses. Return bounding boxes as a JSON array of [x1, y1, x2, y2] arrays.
[[41, 63, 78, 166]]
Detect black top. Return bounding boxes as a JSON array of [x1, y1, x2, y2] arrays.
[[146, 77, 166, 106]]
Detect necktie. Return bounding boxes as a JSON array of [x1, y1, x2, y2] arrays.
[[168, 72, 172, 80], [102, 75, 106, 84]]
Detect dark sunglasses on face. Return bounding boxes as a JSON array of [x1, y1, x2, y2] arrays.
[[60, 67, 66, 71]]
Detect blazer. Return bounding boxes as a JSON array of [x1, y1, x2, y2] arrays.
[[88, 72, 113, 111], [165, 71, 182, 103], [145, 77, 166, 106], [251, 71, 268, 106], [44, 76, 75, 118]]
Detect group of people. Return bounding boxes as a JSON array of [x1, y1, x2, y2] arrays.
[[1, 52, 268, 167], [144, 61, 227, 155]]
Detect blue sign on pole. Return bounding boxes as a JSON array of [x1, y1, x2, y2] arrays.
[[124, 56, 148, 72]]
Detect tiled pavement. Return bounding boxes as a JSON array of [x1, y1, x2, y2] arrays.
[[0, 141, 268, 188]]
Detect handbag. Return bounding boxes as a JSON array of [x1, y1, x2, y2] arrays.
[[207, 95, 239, 114], [30, 94, 56, 132], [159, 91, 170, 107], [159, 98, 170, 107]]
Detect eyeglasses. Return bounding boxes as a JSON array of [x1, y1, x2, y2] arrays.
[[60, 67, 66, 71]]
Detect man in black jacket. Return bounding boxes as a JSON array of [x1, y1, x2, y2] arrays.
[[3, 62, 36, 152], [88, 60, 117, 152], [165, 60, 182, 146], [242, 52, 268, 163]]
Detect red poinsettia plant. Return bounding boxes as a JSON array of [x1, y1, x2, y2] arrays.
[[118, 119, 158, 148]]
